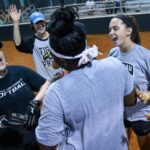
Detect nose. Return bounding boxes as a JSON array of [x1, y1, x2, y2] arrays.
[[109, 29, 113, 37]]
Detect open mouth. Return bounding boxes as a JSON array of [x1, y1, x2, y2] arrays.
[[39, 26, 45, 30], [0, 58, 3, 65], [112, 37, 118, 42]]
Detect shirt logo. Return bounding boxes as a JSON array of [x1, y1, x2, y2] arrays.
[[0, 79, 26, 99], [38, 46, 53, 69], [122, 62, 134, 75]]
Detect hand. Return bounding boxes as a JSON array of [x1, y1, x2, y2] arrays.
[[0, 113, 26, 129], [136, 90, 150, 104], [8, 4, 21, 23], [146, 114, 150, 120], [25, 99, 40, 130]]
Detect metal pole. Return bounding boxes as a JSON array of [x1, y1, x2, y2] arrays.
[[60, 0, 64, 7], [49, 0, 52, 6]]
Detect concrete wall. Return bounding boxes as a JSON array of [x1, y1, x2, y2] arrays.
[[1, 13, 150, 41]]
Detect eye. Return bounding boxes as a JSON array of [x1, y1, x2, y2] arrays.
[[113, 26, 119, 31]]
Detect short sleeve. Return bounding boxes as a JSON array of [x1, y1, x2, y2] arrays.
[[36, 85, 65, 146], [15, 35, 34, 53], [18, 66, 46, 91]]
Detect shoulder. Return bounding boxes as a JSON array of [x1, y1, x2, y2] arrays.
[[134, 44, 150, 59], [8, 65, 33, 73], [108, 47, 120, 57], [75, 21, 86, 34], [136, 44, 150, 54], [23, 35, 35, 42], [102, 56, 122, 66]]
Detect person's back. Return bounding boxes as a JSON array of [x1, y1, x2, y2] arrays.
[[35, 6, 136, 150], [36, 57, 133, 150]]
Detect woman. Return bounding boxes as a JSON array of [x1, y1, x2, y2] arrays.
[[0, 41, 50, 150], [8, 4, 62, 80], [35, 6, 136, 150], [109, 14, 150, 150]]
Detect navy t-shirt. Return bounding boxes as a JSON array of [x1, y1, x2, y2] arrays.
[[0, 65, 46, 146]]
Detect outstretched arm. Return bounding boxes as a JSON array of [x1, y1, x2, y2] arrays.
[[8, 4, 21, 46]]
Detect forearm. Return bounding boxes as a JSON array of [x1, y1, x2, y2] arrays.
[[39, 143, 57, 150], [13, 21, 21, 46], [35, 80, 50, 102]]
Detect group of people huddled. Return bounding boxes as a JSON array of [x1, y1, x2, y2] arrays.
[[0, 2, 150, 150]]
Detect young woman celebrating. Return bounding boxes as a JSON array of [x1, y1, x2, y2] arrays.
[[109, 14, 150, 150]]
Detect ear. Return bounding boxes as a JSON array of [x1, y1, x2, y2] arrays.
[[126, 27, 132, 37]]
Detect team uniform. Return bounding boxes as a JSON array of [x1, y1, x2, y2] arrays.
[[36, 57, 134, 150], [15, 35, 62, 80], [0, 66, 46, 149], [109, 44, 150, 135]]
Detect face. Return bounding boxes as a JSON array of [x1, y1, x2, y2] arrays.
[[33, 20, 46, 34], [109, 18, 132, 48], [0, 51, 7, 71]]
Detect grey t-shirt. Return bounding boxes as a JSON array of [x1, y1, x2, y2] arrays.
[[32, 37, 62, 80], [109, 44, 150, 121], [36, 57, 134, 150]]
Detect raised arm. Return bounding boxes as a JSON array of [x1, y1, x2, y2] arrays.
[[8, 4, 21, 46]]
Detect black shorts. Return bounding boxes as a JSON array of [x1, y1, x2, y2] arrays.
[[124, 119, 150, 136]]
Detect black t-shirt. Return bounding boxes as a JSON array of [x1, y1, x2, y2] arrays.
[[0, 65, 46, 146]]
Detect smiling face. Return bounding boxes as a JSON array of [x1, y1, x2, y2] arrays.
[[109, 18, 133, 51], [0, 51, 7, 72], [33, 20, 46, 34]]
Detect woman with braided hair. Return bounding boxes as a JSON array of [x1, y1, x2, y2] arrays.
[[36, 6, 136, 150]]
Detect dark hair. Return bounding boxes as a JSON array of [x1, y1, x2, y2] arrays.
[[114, 14, 141, 44], [48, 6, 86, 57]]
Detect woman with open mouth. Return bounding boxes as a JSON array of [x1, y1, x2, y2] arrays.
[[109, 14, 150, 150]]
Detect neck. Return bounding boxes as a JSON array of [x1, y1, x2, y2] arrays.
[[36, 31, 48, 39], [0, 69, 7, 79], [120, 41, 135, 52]]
